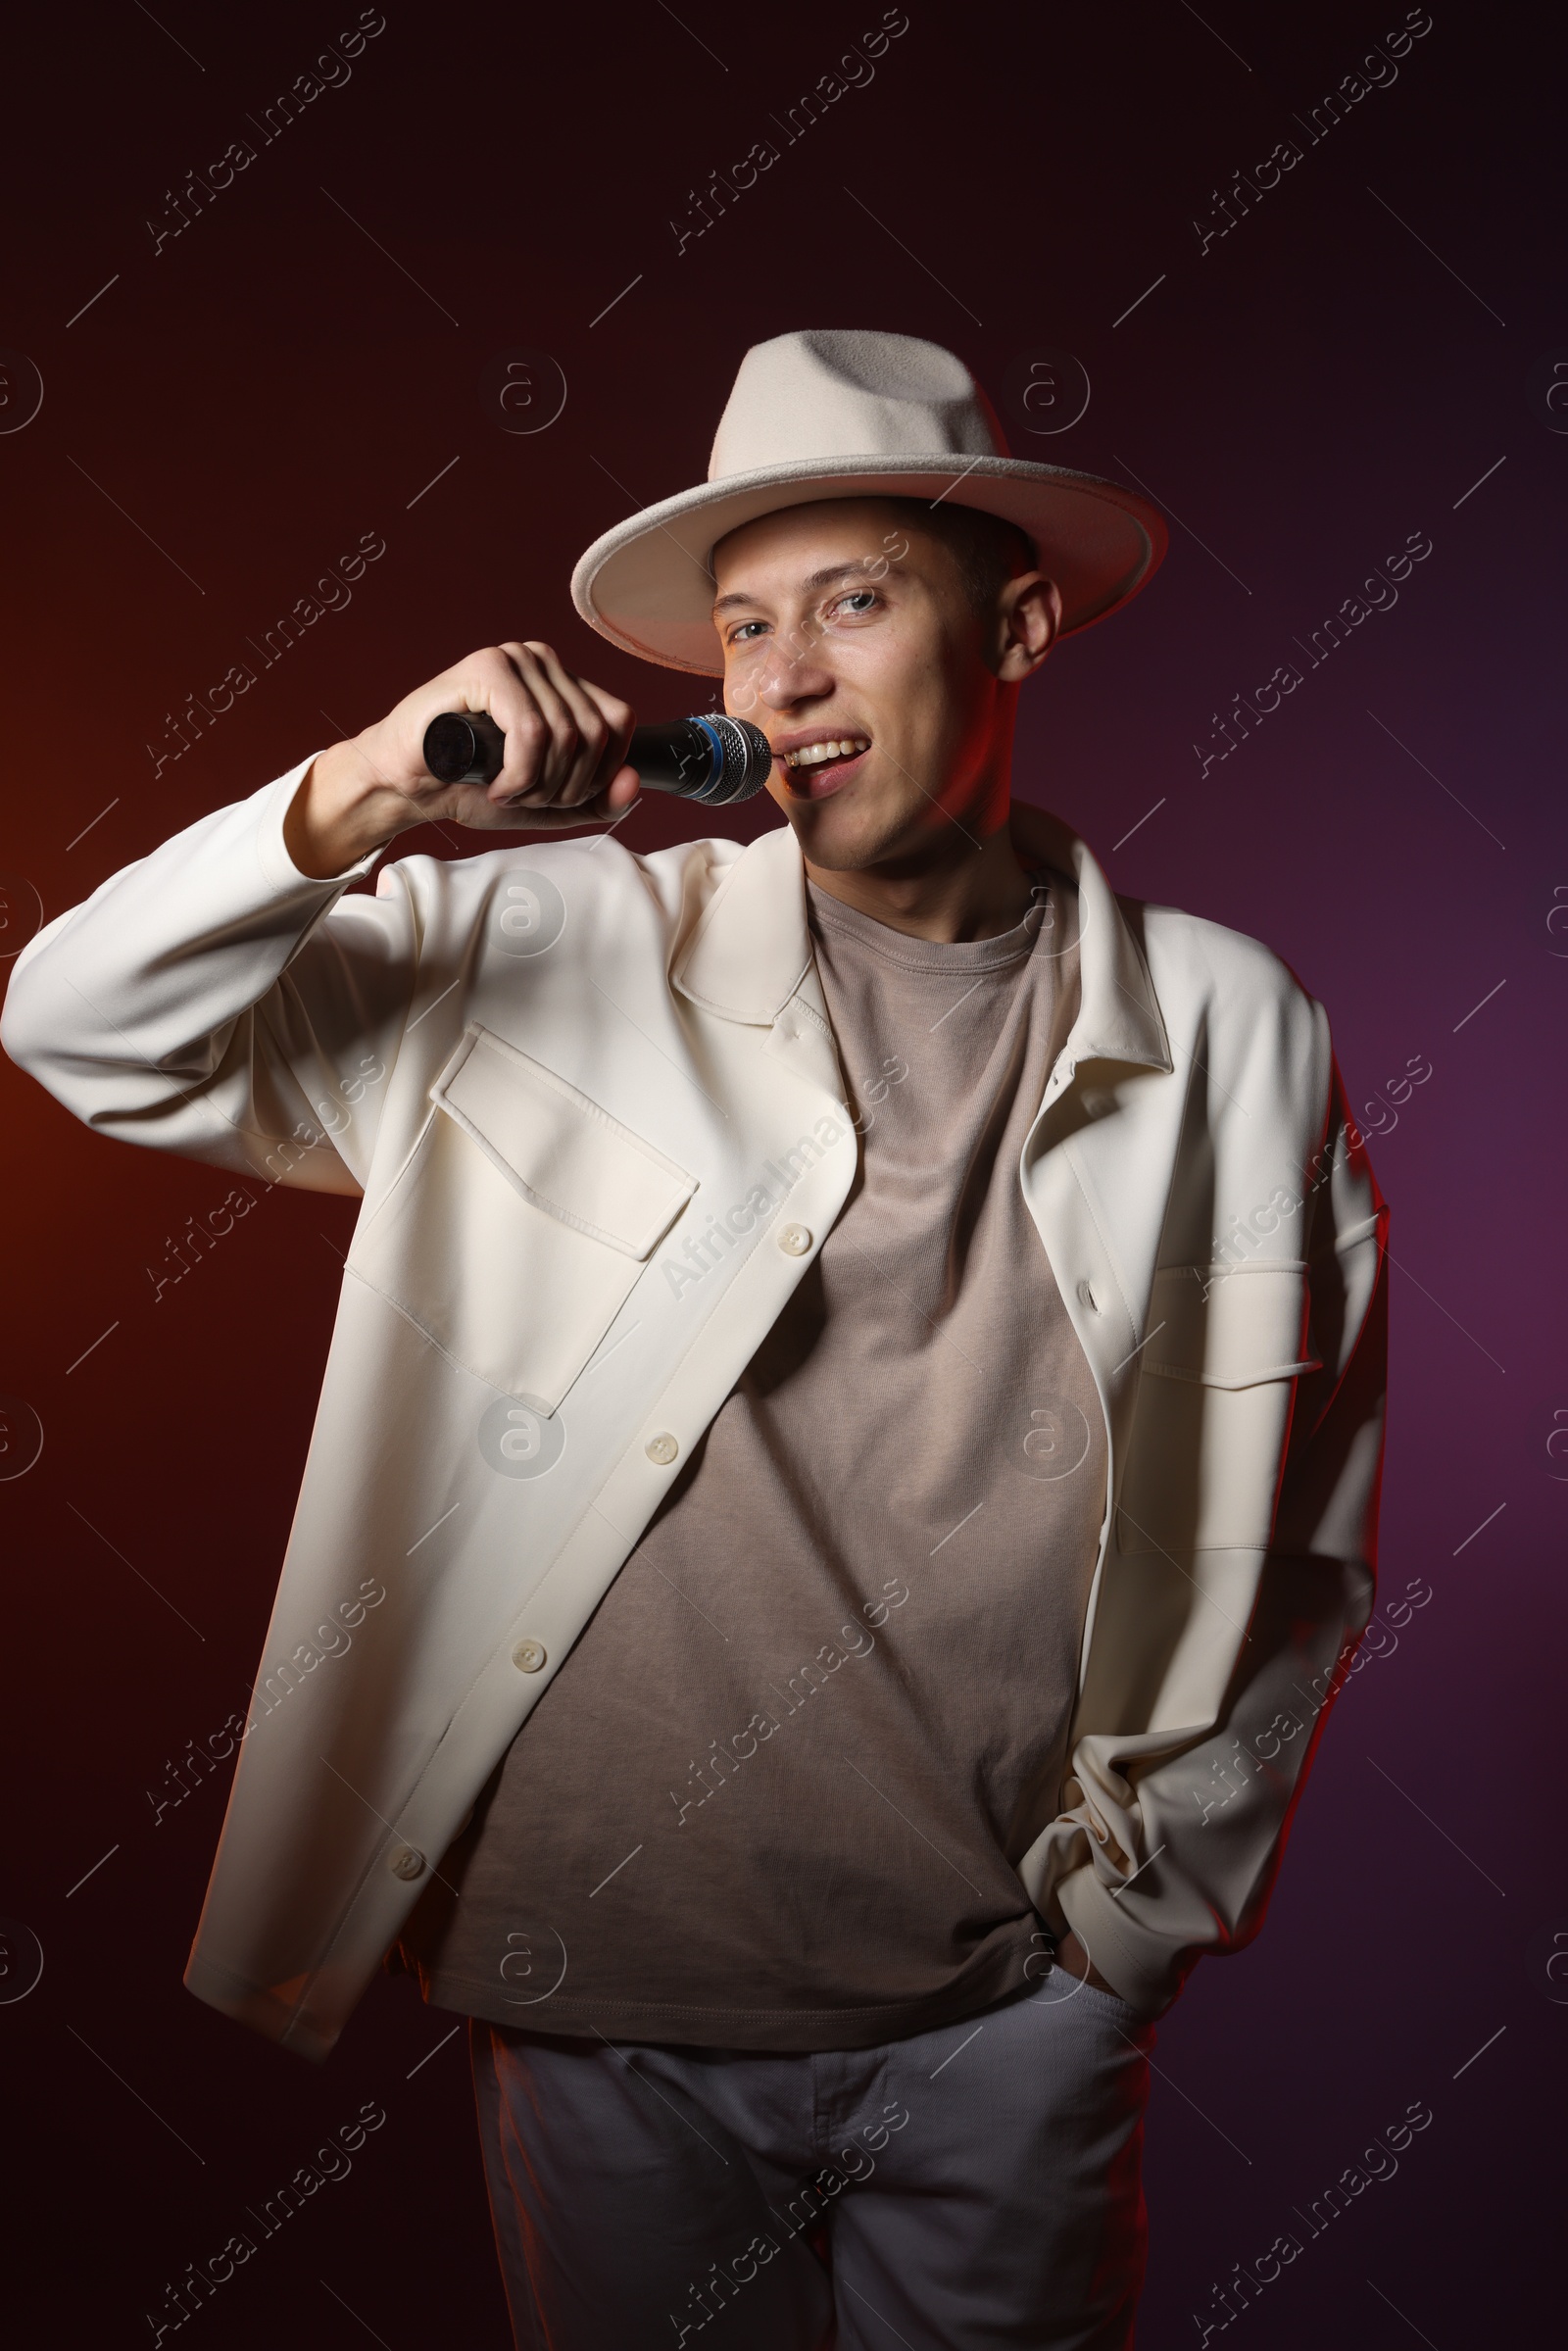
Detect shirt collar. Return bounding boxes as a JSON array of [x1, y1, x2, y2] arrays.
[[672, 804, 1171, 1076], [1008, 800, 1171, 1074]]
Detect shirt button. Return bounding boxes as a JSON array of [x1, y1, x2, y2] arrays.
[[777, 1223, 812, 1256], [388, 1845, 425, 1882], [512, 1639, 547, 1673], [645, 1432, 679, 1465], [1078, 1279, 1102, 1312]]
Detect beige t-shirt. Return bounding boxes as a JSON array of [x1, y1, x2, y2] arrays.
[[400, 869, 1107, 2049]]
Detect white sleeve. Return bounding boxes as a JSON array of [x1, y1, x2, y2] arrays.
[[1, 760, 420, 1196], [1054, 1060, 1389, 2012]]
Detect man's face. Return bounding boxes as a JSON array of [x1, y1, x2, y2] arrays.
[[710, 497, 1054, 873]]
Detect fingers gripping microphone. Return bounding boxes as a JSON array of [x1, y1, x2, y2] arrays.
[[421, 710, 773, 807]]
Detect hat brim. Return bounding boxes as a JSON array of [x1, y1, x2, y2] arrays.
[[570, 453, 1167, 676]]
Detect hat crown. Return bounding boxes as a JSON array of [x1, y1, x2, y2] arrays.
[[708, 328, 1011, 481]]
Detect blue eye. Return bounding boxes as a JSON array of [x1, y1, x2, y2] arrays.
[[837, 591, 878, 614]]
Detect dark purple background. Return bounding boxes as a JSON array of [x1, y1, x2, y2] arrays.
[[2, 1, 1564, 2341]]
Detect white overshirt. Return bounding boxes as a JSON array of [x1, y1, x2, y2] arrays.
[[1, 766, 1387, 2059]]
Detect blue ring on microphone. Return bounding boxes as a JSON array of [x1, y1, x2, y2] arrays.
[[690, 715, 725, 801]]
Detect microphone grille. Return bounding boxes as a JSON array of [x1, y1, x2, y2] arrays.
[[688, 715, 772, 805]]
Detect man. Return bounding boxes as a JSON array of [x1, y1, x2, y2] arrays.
[[4, 329, 1386, 2348]]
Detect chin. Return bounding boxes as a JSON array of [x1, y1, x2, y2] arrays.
[[804, 780, 963, 874], [782, 791, 917, 874]]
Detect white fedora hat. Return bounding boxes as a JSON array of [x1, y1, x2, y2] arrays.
[[571, 327, 1167, 676]]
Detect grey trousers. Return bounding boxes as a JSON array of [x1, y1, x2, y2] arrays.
[[470, 1971, 1155, 2350]]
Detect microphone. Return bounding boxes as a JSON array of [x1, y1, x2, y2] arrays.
[[421, 710, 773, 807]]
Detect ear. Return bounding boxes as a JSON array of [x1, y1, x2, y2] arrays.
[[996, 572, 1061, 681]]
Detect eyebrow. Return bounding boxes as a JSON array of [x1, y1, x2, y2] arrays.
[[710, 560, 888, 618]]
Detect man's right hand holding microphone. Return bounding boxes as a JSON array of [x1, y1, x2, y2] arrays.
[[283, 642, 640, 880]]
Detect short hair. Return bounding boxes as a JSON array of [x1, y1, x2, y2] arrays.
[[878, 495, 1038, 618]]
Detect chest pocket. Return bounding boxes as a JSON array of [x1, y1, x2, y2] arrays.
[[347, 1024, 696, 1412], [1115, 1260, 1321, 1556]]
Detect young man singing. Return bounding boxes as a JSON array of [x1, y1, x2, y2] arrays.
[[4, 329, 1387, 2348]]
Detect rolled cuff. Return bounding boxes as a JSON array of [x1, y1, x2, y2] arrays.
[[1054, 1864, 1192, 2019]]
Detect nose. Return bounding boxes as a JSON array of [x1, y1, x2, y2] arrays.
[[743, 624, 837, 715]]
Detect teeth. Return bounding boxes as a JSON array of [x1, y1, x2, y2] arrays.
[[784, 737, 869, 768]]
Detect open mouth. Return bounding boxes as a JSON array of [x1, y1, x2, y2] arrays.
[[776, 735, 871, 798]]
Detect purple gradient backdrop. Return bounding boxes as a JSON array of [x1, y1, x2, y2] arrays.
[[1, 1, 1563, 2341]]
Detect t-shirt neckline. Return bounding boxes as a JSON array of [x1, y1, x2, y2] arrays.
[[805, 866, 1066, 974]]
